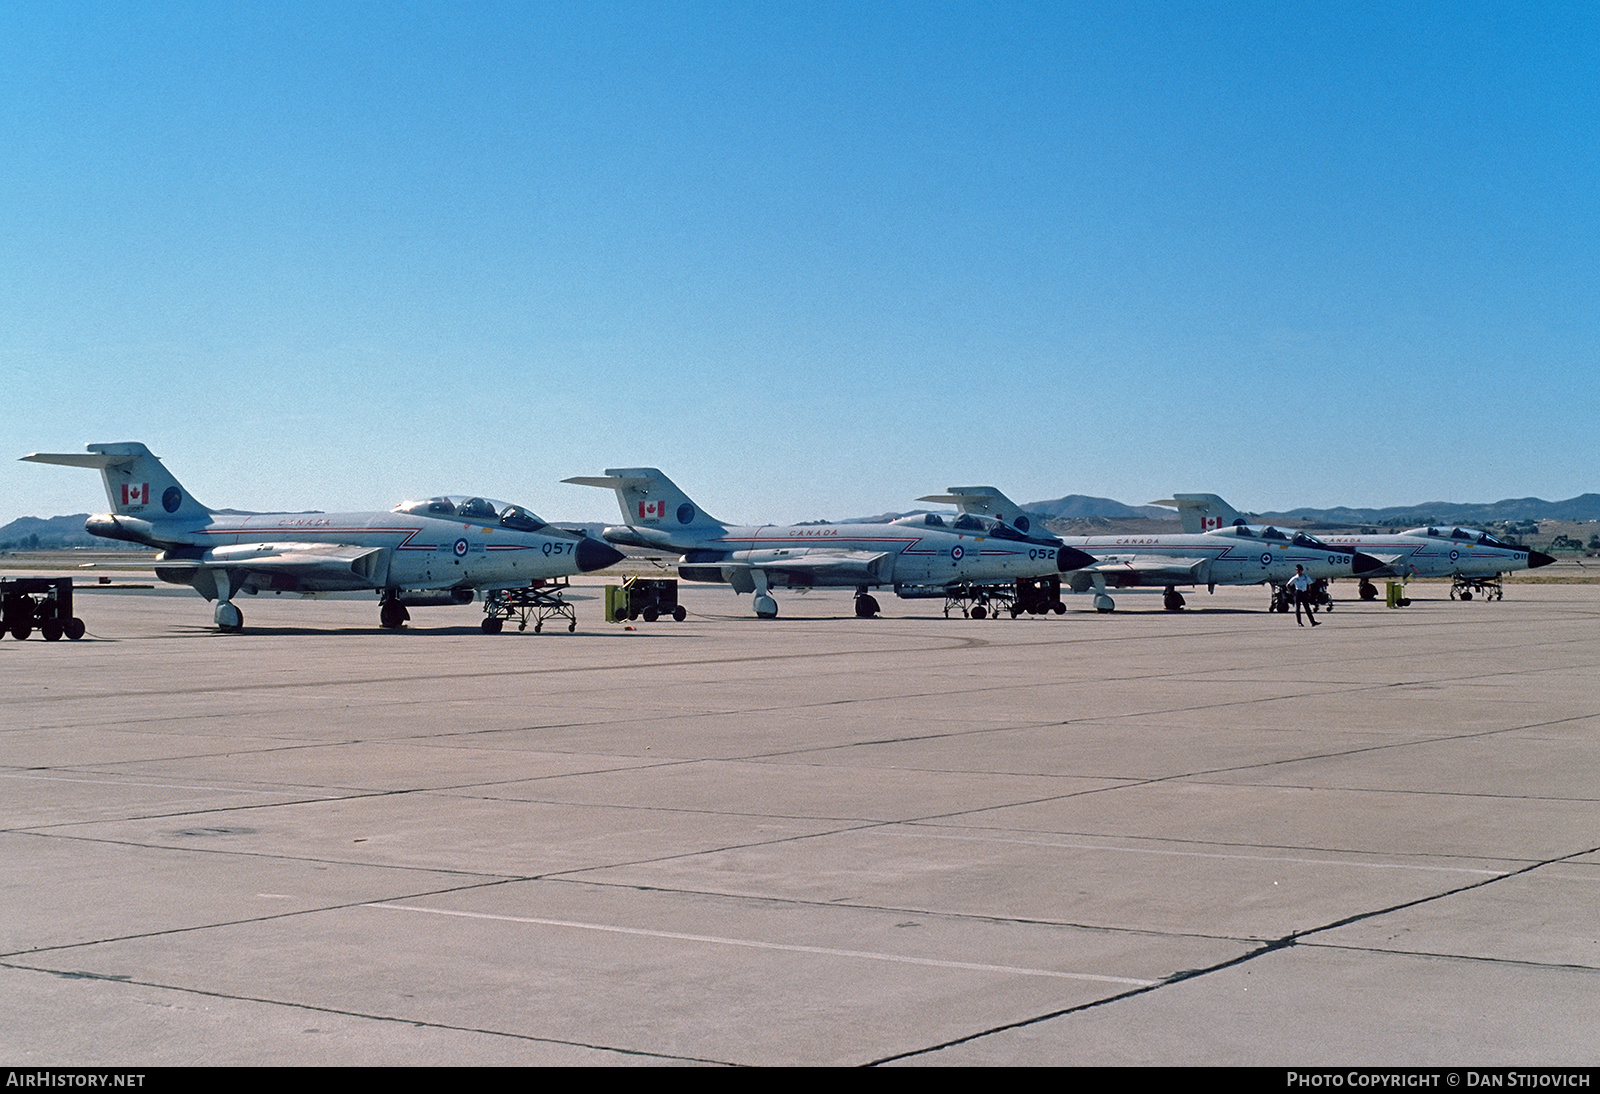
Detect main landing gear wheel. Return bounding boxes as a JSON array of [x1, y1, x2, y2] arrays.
[[1093, 594, 1115, 613], [214, 602, 244, 631], [1163, 588, 1186, 611], [481, 616, 504, 634], [379, 600, 409, 629], [854, 594, 880, 619], [753, 594, 778, 619]]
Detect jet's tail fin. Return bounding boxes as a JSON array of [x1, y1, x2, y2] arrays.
[[917, 486, 1042, 535], [563, 468, 726, 531], [1150, 493, 1246, 534], [22, 442, 213, 521]]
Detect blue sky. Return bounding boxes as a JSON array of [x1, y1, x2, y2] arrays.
[[3, 2, 1596, 527]]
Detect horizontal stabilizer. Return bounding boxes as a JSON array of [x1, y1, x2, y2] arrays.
[[22, 451, 122, 469], [562, 474, 658, 490]]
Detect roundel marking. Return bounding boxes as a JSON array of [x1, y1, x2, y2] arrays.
[[1260, 552, 1273, 566], [454, 538, 470, 558], [162, 486, 182, 513], [677, 502, 696, 525], [951, 544, 965, 560], [1449, 549, 1460, 562], [1014, 514, 1030, 533]]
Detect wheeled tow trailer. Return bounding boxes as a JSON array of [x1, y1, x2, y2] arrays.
[[2, 577, 86, 641], [938, 581, 1013, 620], [1450, 574, 1503, 600], [481, 579, 578, 633]]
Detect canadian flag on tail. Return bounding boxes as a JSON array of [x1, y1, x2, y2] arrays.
[[1200, 515, 1222, 531], [122, 483, 149, 506], [639, 499, 666, 519]]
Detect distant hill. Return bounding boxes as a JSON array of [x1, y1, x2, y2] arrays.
[[0, 514, 102, 549], [1021, 495, 1178, 521], [1262, 495, 1600, 527]]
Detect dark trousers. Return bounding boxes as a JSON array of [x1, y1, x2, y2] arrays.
[[1294, 589, 1316, 623]]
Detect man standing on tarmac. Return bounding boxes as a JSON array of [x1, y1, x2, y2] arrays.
[[1288, 564, 1320, 626]]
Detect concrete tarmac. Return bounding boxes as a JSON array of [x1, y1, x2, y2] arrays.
[[2, 580, 1597, 1066]]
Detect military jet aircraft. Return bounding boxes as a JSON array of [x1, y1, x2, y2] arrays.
[[1157, 494, 1556, 600], [23, 442, 624, 631], [929, 486, 1384, 612], [563, 468, 1096, 618]]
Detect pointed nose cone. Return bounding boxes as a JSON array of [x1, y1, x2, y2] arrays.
[[1352, 551, 1386, 575], [1057, 545, 1098, 572], [1528, 550, 1557, 569], [575, 535, 626, 573]]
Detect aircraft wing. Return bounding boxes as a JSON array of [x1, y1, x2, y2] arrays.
[[686, 549, 896, 587], [157, 543, 391, 592], [1078, 556, 1209, 587], [1358, 553, 1408, 578]]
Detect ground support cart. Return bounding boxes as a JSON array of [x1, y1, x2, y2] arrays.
[[607, 578, 685, 623], [2, 577, 86, 641], [1008, 576, 1067, 617], [1270, 579, 1333, 614], [481, 579, 577, 633]]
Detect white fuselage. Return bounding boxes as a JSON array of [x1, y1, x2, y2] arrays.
[[608, 519, 1069, 591], [1059, 527, 1366, 589], [123, 509, 598, 595], [1317, 530, 1549, 580]]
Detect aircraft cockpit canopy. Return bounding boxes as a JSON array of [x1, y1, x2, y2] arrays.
[[1408, 526, 1508, 547], [1212, 524, 1335, 550], [890, 511, 1051, 544], [394, 496, 550, 533]]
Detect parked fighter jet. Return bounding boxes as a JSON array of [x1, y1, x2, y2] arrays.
[[1157, 494, 1556, 600], [563, 468, 1096, 618], [23, 442, 624, 631], [930, 486, 1384, 612]]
